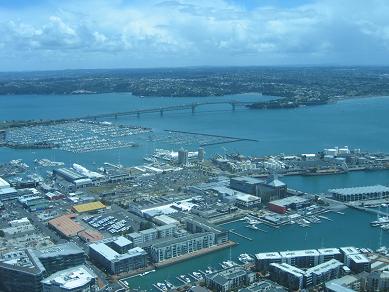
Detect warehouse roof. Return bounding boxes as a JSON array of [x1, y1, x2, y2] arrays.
[[72, 201, 106, 213], [329, 185, 389, 196], [0, 177, 10, 189], [48, 214, 85, 237]]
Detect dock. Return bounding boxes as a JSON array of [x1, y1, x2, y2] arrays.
[[229, 229, 253, 241]]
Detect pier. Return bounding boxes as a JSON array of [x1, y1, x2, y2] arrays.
[[229, 229, 253, 241], [347, 204, 389, 217]]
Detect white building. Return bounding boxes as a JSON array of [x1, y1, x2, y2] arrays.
[[41, 265, 97, 292]]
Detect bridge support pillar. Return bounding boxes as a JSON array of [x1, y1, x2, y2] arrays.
[[160, 109, 164, 117], [231, 103, 236, 111], [191, 104, 196, 114], [115, 114, 118, 119], [137, 112, 140, 118]]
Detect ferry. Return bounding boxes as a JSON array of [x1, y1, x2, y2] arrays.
[[220, 260, 237, 269], [238, 253, 254, 264]]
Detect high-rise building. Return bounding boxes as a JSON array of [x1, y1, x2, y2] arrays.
[[0, 249, 47, 292], [178, 148, 189, 165]]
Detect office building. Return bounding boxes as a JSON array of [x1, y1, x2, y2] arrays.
[[230, 176, 287, 203], [41, 265, 97, 292], [33, 243, 86, 275], [89, 237, 147, 274], [178, 148, 189, 165], [198, 147, 205, 162], [0, 176, 18, 201], [0, 249, 47, 292], [150, 232, 215, 263]]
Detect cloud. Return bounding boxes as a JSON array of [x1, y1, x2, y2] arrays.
[[0, 0, 388, 70]]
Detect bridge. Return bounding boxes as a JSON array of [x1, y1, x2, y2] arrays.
[[78, 100, 253, 120]]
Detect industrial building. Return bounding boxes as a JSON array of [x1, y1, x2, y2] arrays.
[[150, 232, 215, 263], [230, 175, 287, 203], [33, 243, 86, 275], [72, 201, 106, 213], [205, 266, 255, 292], [0, 176, 18, 200], [48, 214, 85, 238], [53, 168, 93, 189], [268, 196, 310, 214], [88, 236, 147, 274], [0, 217, 36, 238], [41, 265, 97, 292], [234, 193, 262, 208], [329, 185, 389, 202], [0, 249, 47, 292]]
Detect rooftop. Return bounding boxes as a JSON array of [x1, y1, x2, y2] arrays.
[[48, 214, 85, 237], [329, 185, 389, 196], [72, 201, 106, 213], [41, 264, 96, 289], [34, 242, 84, 259], [269, 196, 309, 207]]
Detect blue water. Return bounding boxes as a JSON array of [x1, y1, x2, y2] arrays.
[[1, 93, 389, 168], [1, 93, 389, 290]]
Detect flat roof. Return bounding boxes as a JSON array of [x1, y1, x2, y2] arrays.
[[329, 185, 389, 196], [348, 254, 369, 264], [48, 214, 85, 237], [34, 242, 84, 259], [340, 247, 359, 256], [280, 249, 319, 258], [270, 263, 304, 277], [72, 201, 106, 213], [306, 259, 343, 275], [255, 252, 282, 260], [235, 193, 261, 202], [231, 176, 264, 185], [113, 236, 132, 247], [41, 264, 96, 289], [89, 240, 146, 262], [269, 196, 308, 207], [0, 177, 10, 189], [318, 248, 341, 255]]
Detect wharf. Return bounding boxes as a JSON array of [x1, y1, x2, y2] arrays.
[[164, 129, 258, 142], [347, 203, 389, 217], [154, 241, 237, 268], [229, 229, 252, 241]]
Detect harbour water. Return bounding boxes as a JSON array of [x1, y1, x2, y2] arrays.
[[1, 93, 389, 290], [1, 93, 389, 167], [124, 208, 388, 291]]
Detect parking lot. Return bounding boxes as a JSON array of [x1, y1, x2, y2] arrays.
[[80, 210, 134, 236]]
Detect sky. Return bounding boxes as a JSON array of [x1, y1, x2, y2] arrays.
[[0, 0, 388, 71]]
